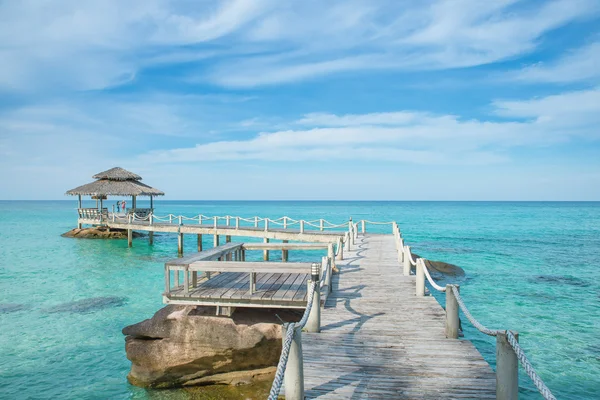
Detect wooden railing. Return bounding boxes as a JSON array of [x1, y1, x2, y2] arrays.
[[77, 208, 108, 221], [164, 242, 334, 306]]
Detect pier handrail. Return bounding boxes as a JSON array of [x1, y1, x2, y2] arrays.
[[268, 271, 319, 400], [397, 229, 557, 400]]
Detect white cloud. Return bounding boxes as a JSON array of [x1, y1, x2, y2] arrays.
[[0, 0, 598, 91], [508, 41, 600, 83], [134, 88, 600, 168]]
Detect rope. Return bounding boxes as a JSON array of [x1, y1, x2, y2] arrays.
[[420, 259, 446, 292], [506, 331, 557, 400], [361, 220, 394, 225], [406, 247, 417, 266], [268, 280, 317, 400], [451, 285, 498, 337]]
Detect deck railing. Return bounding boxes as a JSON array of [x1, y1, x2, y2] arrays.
[[77, 208, 108, 221], [392, 223, 556, 400], [164, 242, 334, 306]]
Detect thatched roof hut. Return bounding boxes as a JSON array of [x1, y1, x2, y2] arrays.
[[66, 167, 164, 197]]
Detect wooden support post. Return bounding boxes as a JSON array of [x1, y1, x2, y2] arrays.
[[337, 238, 343, 260], [319, 219, 324, 231], [344, 232, 350, 251], [305, 279, 321, 333], [127, 229, 132, 248], [254, 216, 258, 227], [496, 331, 519, 400], [283, 216, 288, 229], [241, 248, 246, 261], [403, 246, 411, 276], [300, 220, 304, 233], [282, 240, 289, 262], [235, 217, 239, 229], [197, 234, 203, 252], [249, 272, 256, 294], [283, 324, 304, 400], [178, 233, 184, 257], [214, 234, 219, 247], [226, 235, 231, 243], [192, 271, 197, 288], [328, 243, 336, 271], [148, 231, 154, 245], [445, 285, 460, 339], [226, 215, 230, 226], [361, 220, 365, 233], [416, 258, 425, 296], [263, 237, 270, 261]]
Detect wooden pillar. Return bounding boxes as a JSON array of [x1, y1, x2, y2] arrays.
[[148, 231, 154, 245], [197, 234, 203, 252], [77, 195, 82, 229], [445, 285, 460, 339], [150, 196, 153, 210], [127, 229, 132, 248], [282, 240, 289, 262], [214, 234, 219, 247], [263, 237, 270, 261], [226, 235, 231, 243], [132, 195, 136, 211], [497, 331, 519, 400], [178, 233, 184, 257]]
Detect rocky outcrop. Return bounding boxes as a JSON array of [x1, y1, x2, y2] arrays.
[[61, 226, 144, 239], [412, 253, 466, 280], [122, 305, 302, 388]]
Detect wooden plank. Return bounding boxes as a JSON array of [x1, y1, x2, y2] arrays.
[[187, 261, 313, 274], [165, 242, 243, 267]]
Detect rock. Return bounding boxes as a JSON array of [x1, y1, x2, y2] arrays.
[[61, 226, 144, 239], [0, 303, 32, 314], [123, 305, 302, 389], [412, 253, 465, 280], [45, 296, 127, 313]]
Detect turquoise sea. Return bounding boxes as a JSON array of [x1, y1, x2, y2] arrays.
[[0, 200, 599, 400]]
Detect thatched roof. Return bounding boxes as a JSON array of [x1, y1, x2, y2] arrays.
[[93, 167, 141, 181], [66, 167, 164, 197]]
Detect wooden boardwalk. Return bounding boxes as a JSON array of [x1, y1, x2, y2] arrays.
[[298, 233, 496, 399]]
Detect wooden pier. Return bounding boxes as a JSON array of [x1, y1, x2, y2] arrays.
[[297, 233, 495, 399], [67, 201, 553, 399]]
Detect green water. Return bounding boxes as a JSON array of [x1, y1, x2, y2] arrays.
[[0, 201, 598, 399]]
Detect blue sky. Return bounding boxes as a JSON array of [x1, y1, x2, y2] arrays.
[[1, 0, 600, 200]]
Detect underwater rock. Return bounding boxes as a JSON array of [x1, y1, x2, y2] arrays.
[[46, 296, 127, 313], [123, 305, 301, 388], [412, 253, 466, 280], [0, 303, 32, 314], [532, 275, 590, 287], [61, 227, 144, 239]]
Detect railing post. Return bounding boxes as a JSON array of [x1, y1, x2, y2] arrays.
[[235, 216, 239, 229], [496, 331, 519, 400], [337, 237, 343, 260], [403, 245, 411, 276], [305, 264, 321, 333], [445, 285, 460, 339], [283, 324, 304, 400], [149, 213, 153, 225], [300, 220, 304, 233], [322, 256, 332, 293], [319, 219, 324, 231], [263, 238, 270, 261], [178, 216, 182, 225], [265, 218, 269, 232], [283, 216, 288, 229], [344, 232, 350, 251], [169, 214, 172, 224], [213, 216, 218, 229], [327, 243, 336, 272], [361, 220, 365, 233], [416, 258, 425, 296], [254, 216, 258, 228], [199, 215, 202, 224], [226, 215, 230, 226]]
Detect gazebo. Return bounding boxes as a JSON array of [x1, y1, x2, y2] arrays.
[[66, 167, 164, 227]]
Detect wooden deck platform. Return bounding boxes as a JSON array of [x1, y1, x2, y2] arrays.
[[167, 271, 311, 308], [295, 234, 496, 399]]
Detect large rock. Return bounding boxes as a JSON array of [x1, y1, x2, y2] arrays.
[[61, 226, 144, 239], [412, 253, 466, 280], [122, 305, 301, 388]]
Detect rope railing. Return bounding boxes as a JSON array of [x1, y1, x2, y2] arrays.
[[268, 279, 318, 400], [399, 236, 557, 400]]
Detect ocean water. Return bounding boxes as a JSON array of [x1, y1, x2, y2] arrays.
[[0, 200, 598, 400]]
